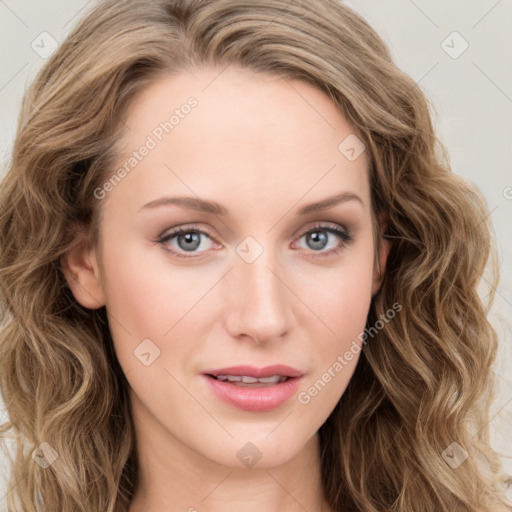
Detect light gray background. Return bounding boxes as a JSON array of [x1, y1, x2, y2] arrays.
[[0, 0, 511, 507]]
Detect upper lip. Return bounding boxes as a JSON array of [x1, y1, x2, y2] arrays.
[[203, 365, 303, 378]]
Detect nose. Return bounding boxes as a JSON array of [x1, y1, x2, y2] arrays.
[[223, 245, 292, 344]]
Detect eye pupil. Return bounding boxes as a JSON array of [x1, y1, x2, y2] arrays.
[[178, 232, 201, 251], [307, 231, 328, 250]]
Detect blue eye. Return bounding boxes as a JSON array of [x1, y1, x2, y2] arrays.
[[156, 222, 353, 260], [296, 224, 353, 256], [157, 226, 216, 259]]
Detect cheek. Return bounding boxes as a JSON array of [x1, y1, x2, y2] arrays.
[[99, 233, 222, 378], [294, 239, 375, 404], [98, 236, 172, 365], [100, 218, 194, 327], [317, 268, 372, 337], [294, 288, 370, 423], [297, 237, 375, 346]]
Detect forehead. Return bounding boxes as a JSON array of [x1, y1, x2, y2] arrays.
[[108, 66, 370, 215]]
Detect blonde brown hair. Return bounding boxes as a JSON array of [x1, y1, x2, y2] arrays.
[[0, 0, 510, 510]]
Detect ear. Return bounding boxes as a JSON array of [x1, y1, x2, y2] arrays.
[[60, 230, 106, 309], [371, 213, 392, 297]]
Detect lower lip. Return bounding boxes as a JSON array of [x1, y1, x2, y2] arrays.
[[202, 375, 302, 412]]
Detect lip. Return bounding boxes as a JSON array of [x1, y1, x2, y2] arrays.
[[201, 365, 304, 412], [202, 364, 303, 379]]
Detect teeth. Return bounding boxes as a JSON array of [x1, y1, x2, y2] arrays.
[[215, 375, 288, 384], [257, 375, 283, 383], [220, 375, 242, 382]]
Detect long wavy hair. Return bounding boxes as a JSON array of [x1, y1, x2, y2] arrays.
[[0, 0, 510, 510]]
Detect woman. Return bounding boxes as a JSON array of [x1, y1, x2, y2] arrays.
[[0, 0, 510, 510]]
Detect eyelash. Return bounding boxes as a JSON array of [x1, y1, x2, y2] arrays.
[[156, 222, 354, 260]]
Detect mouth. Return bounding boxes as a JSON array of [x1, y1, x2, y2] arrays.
[[202, 364, 303, 383], [205, 374, 290, 387], [201, 364, 304, 411]]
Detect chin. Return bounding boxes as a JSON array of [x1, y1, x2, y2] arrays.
[[193, 428, 316, 470]]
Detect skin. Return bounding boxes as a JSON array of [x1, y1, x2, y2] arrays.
[[62, 66, 391, 512]]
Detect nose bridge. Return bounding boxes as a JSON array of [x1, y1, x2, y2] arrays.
[[224, 239, 291, 342]]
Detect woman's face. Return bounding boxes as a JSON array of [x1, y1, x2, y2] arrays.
[[65, 66, 389, 469]]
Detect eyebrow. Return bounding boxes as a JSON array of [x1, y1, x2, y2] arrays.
[[138, 191, 363, 215]]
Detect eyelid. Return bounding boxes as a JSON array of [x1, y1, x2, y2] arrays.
[[295, 220, 349, 236], [157, 222, 215, 239]]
